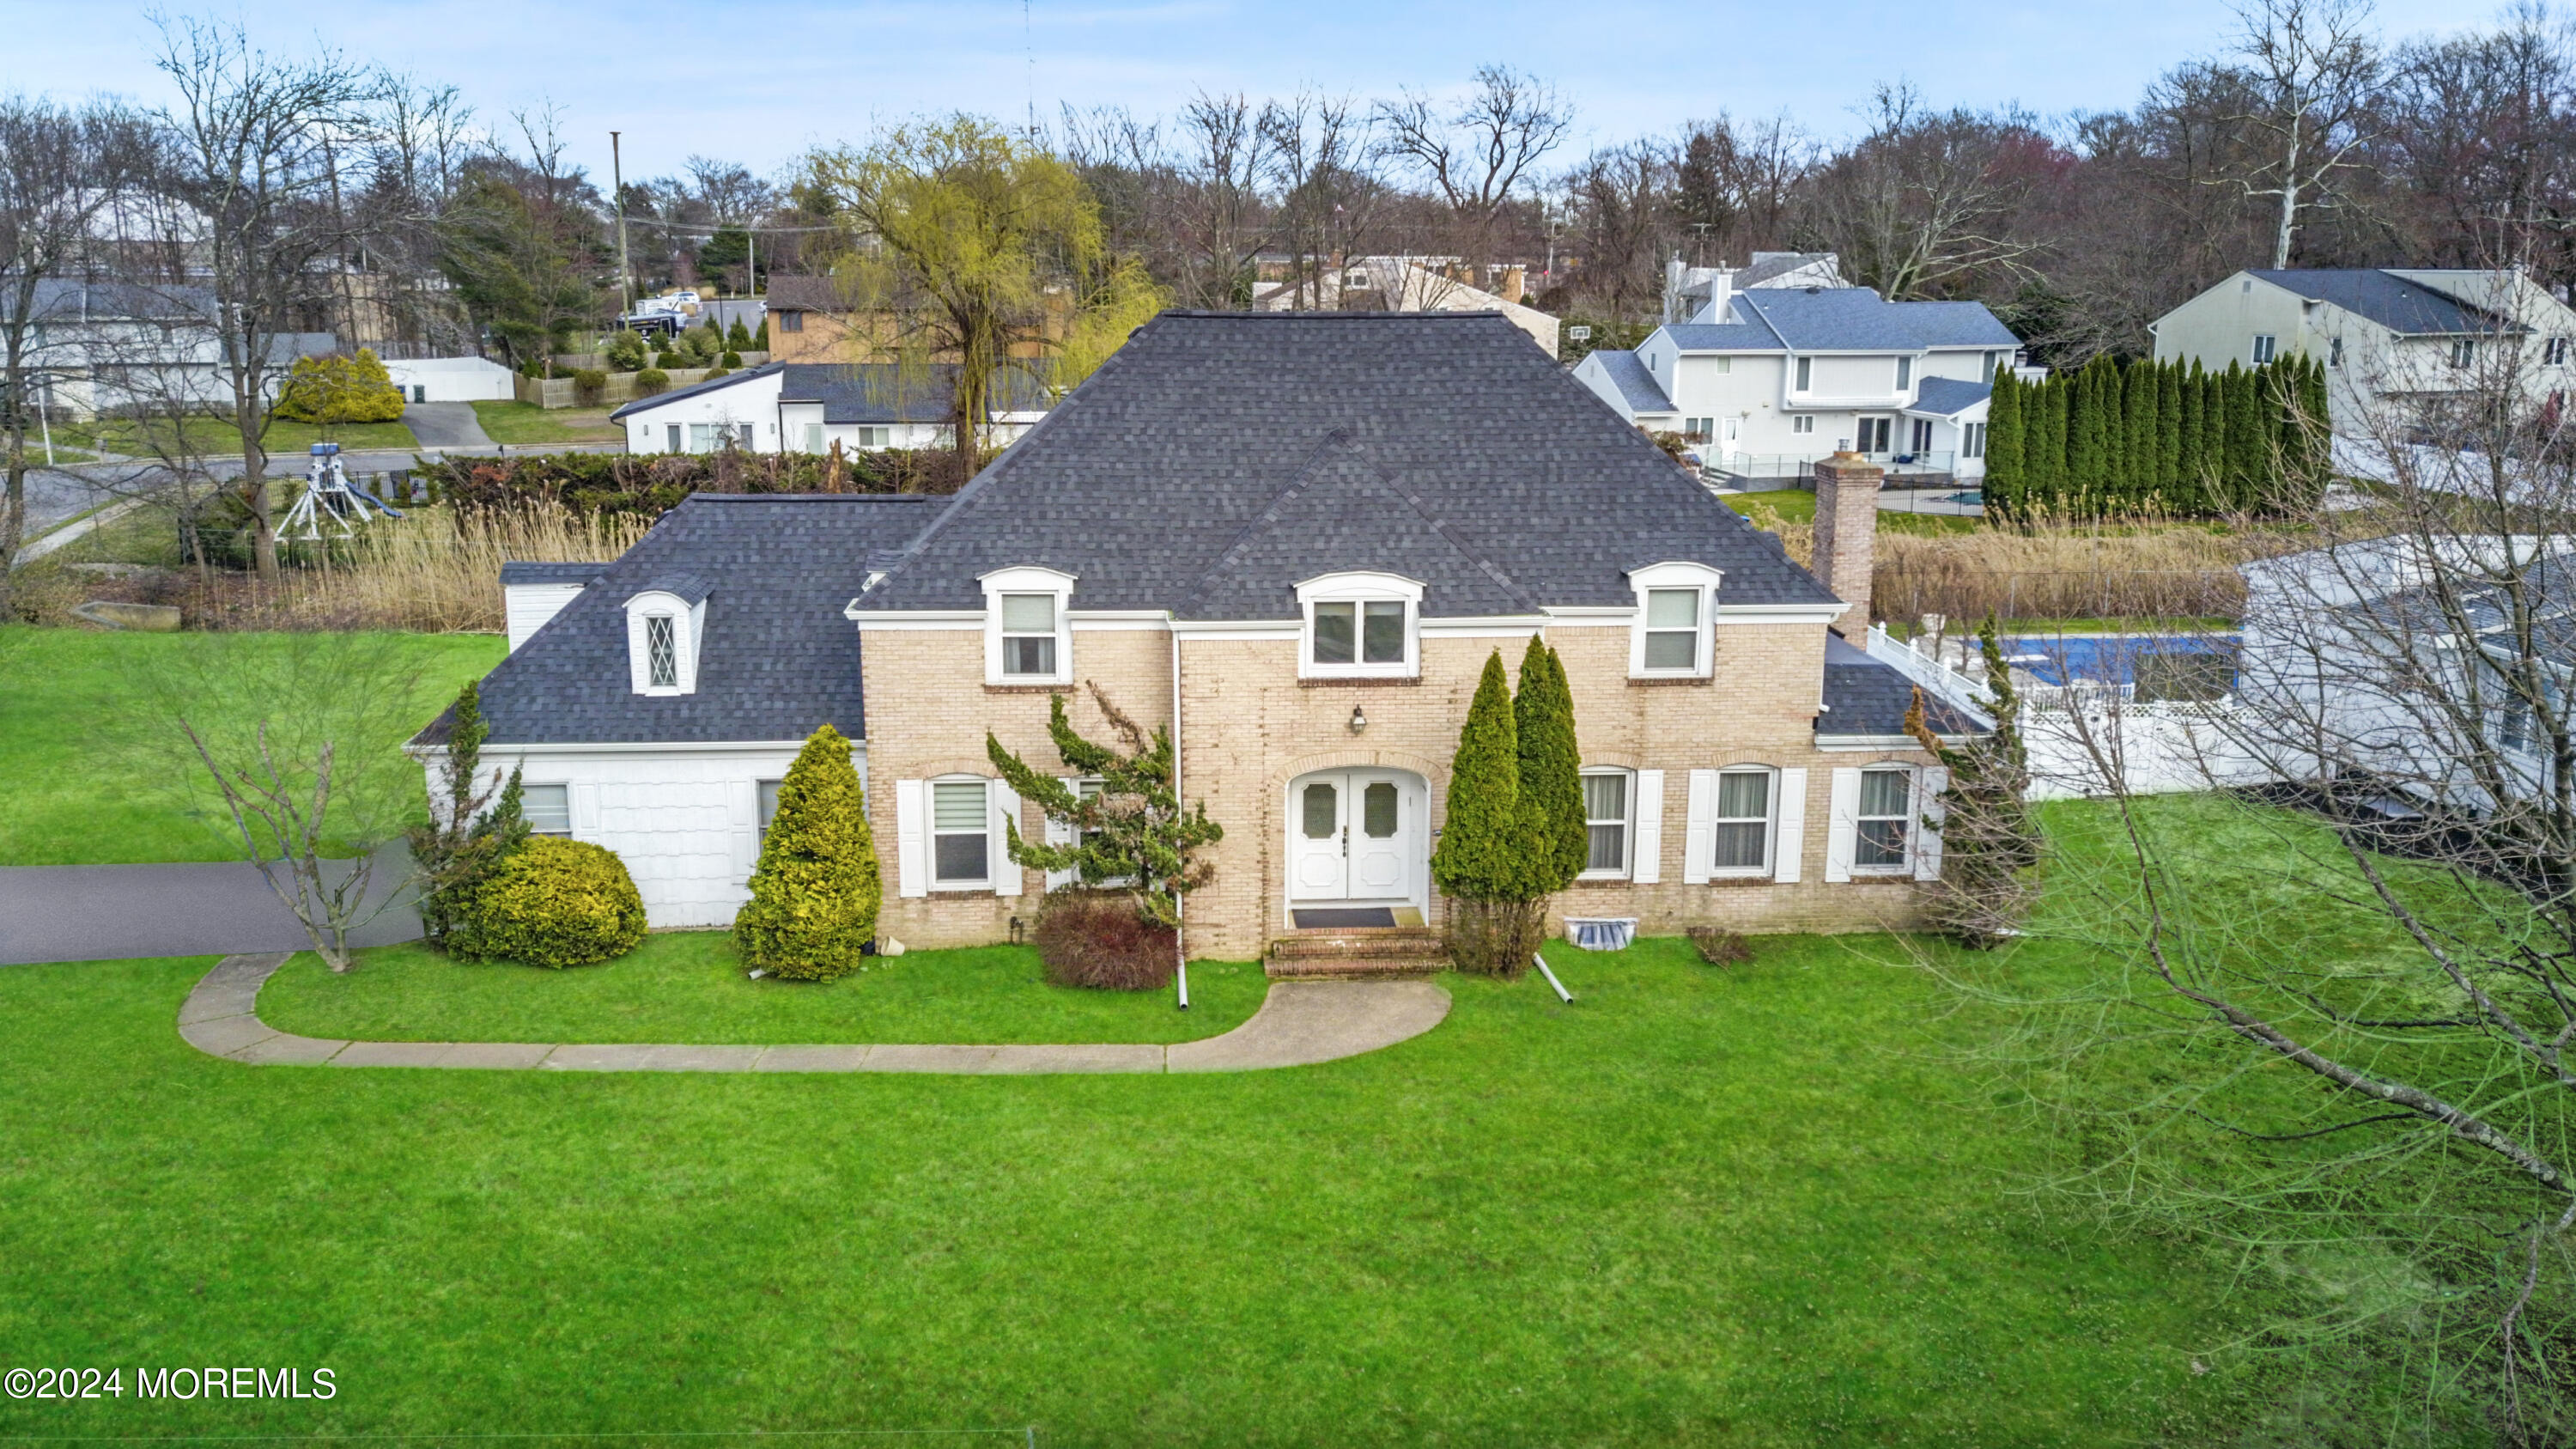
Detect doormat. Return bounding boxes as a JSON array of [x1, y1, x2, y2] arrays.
[[1293, 907, 1400, 929]]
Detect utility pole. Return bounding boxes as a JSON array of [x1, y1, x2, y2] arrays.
[[611, 130, 634, 322]]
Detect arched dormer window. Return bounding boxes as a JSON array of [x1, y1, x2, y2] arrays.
[[981, 565, 1076, 686], [1625, 561, 1723, 679], [1297, 571, 1424, 679], [625, 574, 710, 697]]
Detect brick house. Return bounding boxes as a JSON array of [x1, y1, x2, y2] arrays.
[[426, 311, 1971, 964]]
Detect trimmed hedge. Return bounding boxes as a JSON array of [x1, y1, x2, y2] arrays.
[[733, 724, 880, 981], [417, 447, 999, 521], [462, 837, 648, 968], [634, 368, 670, 393]]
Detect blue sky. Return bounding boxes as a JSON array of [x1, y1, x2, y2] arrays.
[[0, 0, 2495, 187]]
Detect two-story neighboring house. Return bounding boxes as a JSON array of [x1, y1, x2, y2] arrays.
[[608, 362, 1052, 455], [428, 312, 1973, 969], [2151, 268, 2576, 435], [1573, 278, 2023, 487], [9, 280, 335, 421]]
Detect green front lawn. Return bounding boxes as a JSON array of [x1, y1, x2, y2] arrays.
[[58, 416, 419, 458], [263, 934, 1267, 1044], [471, 399, 626, 447], [0, 626, 504, 866], [1722, 487, 1980, 536], [0, 933, 2268, 1444]]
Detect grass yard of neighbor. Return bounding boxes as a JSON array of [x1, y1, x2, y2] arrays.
[[0, 932, 2269, 1445], [471, 400, 627, 447], [59, 416, 420, 457], [0, 626, 504, 866], [263, 935, 1269, 1045], [1722, 487, 1980, 537]]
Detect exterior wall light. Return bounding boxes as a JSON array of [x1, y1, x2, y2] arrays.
[[1349, 705, 1367, 734]]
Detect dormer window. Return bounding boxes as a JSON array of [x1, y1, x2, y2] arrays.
[[624, 575, 709, 697], [1626, 561, 1722, 679], [980, 565, 1075, 685], [1297, 572, 1423, 679]]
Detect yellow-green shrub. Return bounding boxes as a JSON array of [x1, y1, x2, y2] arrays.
[[733, 724, 879, 980], [272, 348, 406, 424], [463, 837, 647, 968]]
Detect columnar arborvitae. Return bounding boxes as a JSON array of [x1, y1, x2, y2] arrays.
[[2156, 359, 2184, 509], [1984, 370, 2024, 520], [2201, 365, 2228, 508], [1434, 651, 1552, 975], [2030, 375, 2063, 502], [733, 723, 881, 981], [2124, 358, 2160, 508], [2176, 362, 2205, 509], [2067, 357, 2107, 504], [1514, 636, 1588, 894]]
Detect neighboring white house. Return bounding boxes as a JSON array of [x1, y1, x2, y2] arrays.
[[1251, 256, 1561, 355], [2150, 268, 2576, 435], [610, 362, 1052, 455], [1574, 270, 2025, 484], [381, 356, 514, 404], [1660, 252, 1846, 323]]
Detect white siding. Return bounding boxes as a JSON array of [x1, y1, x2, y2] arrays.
[[503, 583, 586, 653], [437, 743, 844, 928]]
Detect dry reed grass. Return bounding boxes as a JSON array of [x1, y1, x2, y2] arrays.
[[1742, 501, 2280, 624], [185, 503, 650, 633]]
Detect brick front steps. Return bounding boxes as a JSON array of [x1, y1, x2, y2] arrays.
[[1266, 927, 1448, 980]]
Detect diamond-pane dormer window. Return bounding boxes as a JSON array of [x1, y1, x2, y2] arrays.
[[646, 615, 677, 688]]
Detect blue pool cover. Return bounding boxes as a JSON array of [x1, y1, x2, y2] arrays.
[[2001, 634, 2240, 688]]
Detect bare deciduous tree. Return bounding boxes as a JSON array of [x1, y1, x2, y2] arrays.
[[2216, 0, 2385, 267], [1801, 84, 2051, 300], [1374, 65, 1570, 272]]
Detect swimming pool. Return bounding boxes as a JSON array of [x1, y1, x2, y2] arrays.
[[2002, 633, 2240, 696]]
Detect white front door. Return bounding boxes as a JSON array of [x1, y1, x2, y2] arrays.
[[1287, 770, 1419, 903]]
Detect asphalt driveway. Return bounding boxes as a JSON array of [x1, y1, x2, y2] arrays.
[[401, 402, 494, 449], [0, 850, 422, 965]]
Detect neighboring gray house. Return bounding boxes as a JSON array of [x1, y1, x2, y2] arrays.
[[4, 279, 334, 420], [2150, 268, 2576, 435], [1574, 277, 2026, 484]]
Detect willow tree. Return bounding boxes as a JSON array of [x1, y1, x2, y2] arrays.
[[802, 117, 1167, 450]]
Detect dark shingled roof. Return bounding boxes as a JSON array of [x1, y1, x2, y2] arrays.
[[500, 561, 611, 587], [424, 493, 943, 746], [1907, 377, 1991, 417], [856, 311, 1837, 620], [1817, 634, 1978, 738], [608, 362, 781, 421], [2249, 269, 2507, 336], [779, 363, 1049, 423], [1735, 289, 2020, 351]]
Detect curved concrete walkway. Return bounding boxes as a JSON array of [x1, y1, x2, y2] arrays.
[[178, 954, 1450, 1075]]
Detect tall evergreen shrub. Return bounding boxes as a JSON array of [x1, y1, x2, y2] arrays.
[[1984, 371, 2024, 520], [2123, 359, 2159, 507], [1433, 652, 1550, 975], [2157, 360, 2184, 508], [1514, 636, 1587, 892], [733, 723, 881, 981]]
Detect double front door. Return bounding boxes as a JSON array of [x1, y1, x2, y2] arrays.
[[1289, 770, 1419, 903]]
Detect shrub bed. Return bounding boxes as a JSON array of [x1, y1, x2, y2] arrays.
[[417, 447, 999, 522], [462, 837, 648, 968], [1030, 891, 1176, 990]]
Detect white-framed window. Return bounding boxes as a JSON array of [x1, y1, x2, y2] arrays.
[[1982, 350, 2001, 381], [1710, 356, 1733, 374], [1794, 356, 1812, 391], [1296, 571, 1422, 679], [2251, 334, 2276, 365], [854, 426, 891, 448], [801, 423, 824, 453], [1895, 356, 1913, 390], [1963, 422, 1988, 459], [2550, 337, 2571, 366], [999, 594, 1059, 677], [2330, 336, 2344, 368], [1791, 415, 1815, 435], [665, 423, 682, 453], [1580, 769, 1632, 878], [521, 782, 572, 837], [1854, 767, 1914, 871], [2451, 338, 2479, 369], [1909, 418, 1933, 454], [1710, 768, 1775, 875], [624, 587, 705, 696], [1625, 561, 1722, 678], [979, 566, 1075, 685], [689, 422, 745, 453], [757, 779, 783, 833], [932, 778, 993, 886]]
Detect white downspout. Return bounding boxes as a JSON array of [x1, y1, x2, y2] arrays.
[[1171, 616, 1188, 1011]]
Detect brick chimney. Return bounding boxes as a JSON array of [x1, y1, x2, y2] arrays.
[[1809, 447, 1883, 631]]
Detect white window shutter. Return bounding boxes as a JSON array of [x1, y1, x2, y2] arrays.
[[1043, 776, 1080, 891], [1913, 766, 1949, 881], [992, 781, 1024, 897], [1680, 769, 1716, 885], [895, 779, 927, 898], [1631, 769, 1665, 884], [1774, 767, 1808, 882], [1825, 767, 1860, 882]]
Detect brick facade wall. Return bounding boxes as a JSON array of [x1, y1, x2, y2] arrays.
[[860, 618, 1938, 959]]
